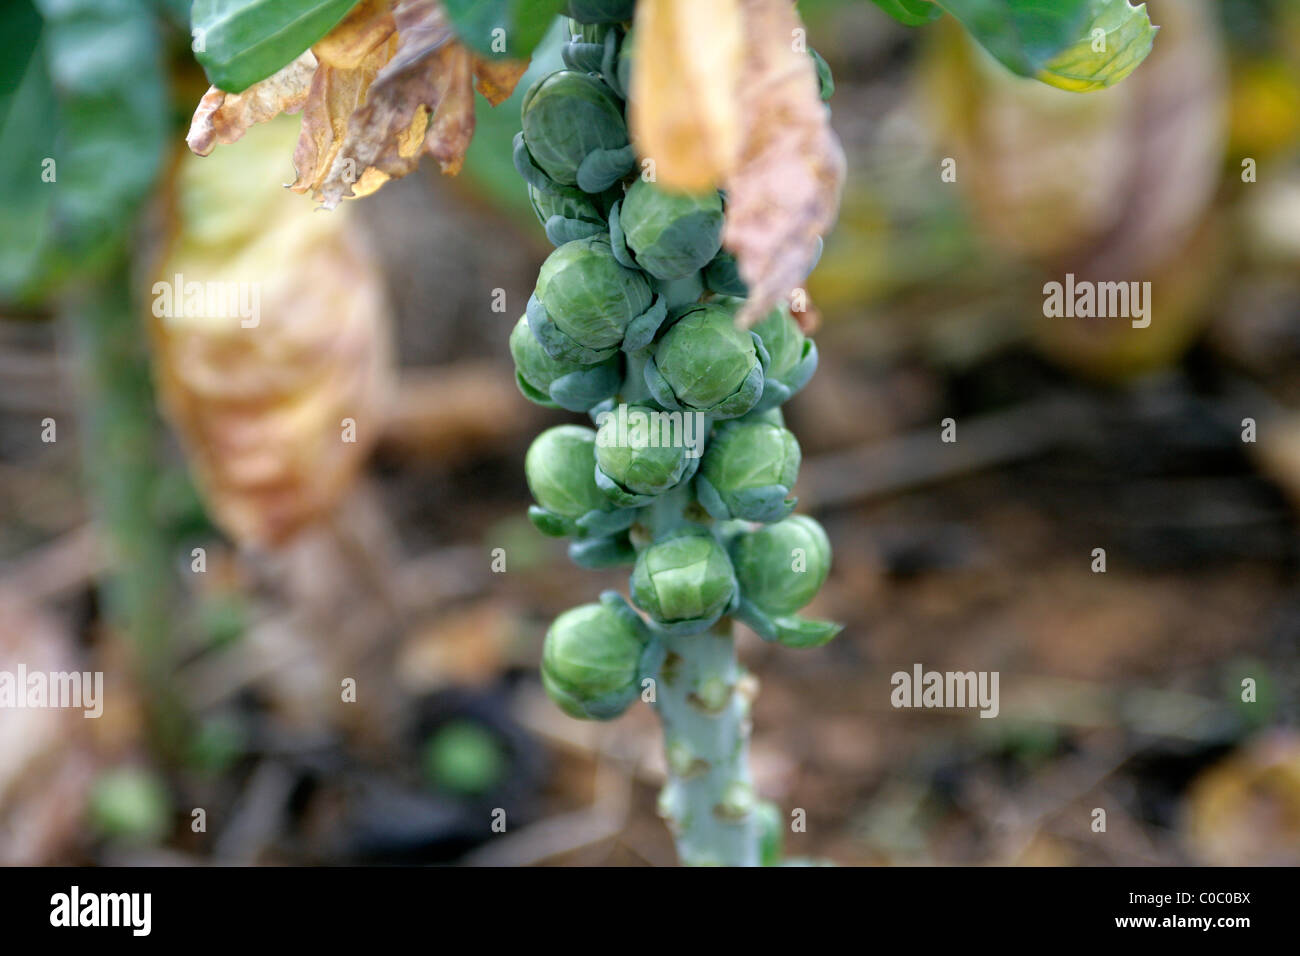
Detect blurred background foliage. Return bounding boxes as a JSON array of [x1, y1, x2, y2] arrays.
[[1, 0, 1300, 865]]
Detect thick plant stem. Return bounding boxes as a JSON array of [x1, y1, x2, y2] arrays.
[[67, 272, 183, 756], [622, 341, 763, 863], [636, 466, 761, 865], [652, 619, 760, 866]]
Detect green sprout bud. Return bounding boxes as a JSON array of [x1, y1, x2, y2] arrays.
[[644, 302, 766, 419], [750, 306, 818, 413], [696, 419, 801, 522], [715, 780, 756, 821], [541, 592, 649, 720], [528, 236, 665, 364], [517, 71, 634, 193], [595, 403, 701, 505], [561, 20, 624, 93], [562, 21, 610, 75], [567, 0, 636, 23], [510, 316, 620, 412], [631, 527, 737, 634], [528, 182, 607, 246], [731, 515, 839, 648], [525, 425, 623, 537], [730, 514, 830, 615], [611, 179, 724, 280]]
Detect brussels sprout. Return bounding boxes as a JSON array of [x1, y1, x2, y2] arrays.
[[610, 180, 724, 280], [644, 303, 766, 419], [595, 404, 701, 506], [525, 425, 633, 538], [567, 0, 636, 23], [527, 183, 607, 246], [631, 527, 738, 635], [528, 236, 666, 364], [562, 20, 624, 93], [562, 21, 609, 75], [749, 306, 819, 413], [730, 515, 840, 648], [703, 249, 747, 296], [516, 71, 634, 194], [696, 420, 801, 522], [731, 515, 829, 614], [541, 592, 650, 720], [510, 316, 620, 412]]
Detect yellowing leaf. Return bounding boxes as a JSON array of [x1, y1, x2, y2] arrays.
[[725, 0, 845, 327], [1037, 0, 1158, 93], [629, 0, 743, 192], [153, 117, 394, 547], [312, 0, 398, 69]]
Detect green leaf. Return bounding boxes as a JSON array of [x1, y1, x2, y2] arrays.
[[0, 29, 57, 298], [932, 0, 1155, 90], [1, 0, 168, 302], [932, 0, 1094, 76], [0, 0, 43, 131], [1035, 0, 1157, 92], [443, 0, 566, 60], [868, 0, 944, 27], [191, 0, 358, 93]]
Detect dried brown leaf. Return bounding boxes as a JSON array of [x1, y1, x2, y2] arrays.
[[313, 0, 397, 69], [186, 52, 318, 157], [422, 42, 476, 176], [290, 29, 398, 196], [304, 0, 522, 206], [186, 0, 527, 207], [474, 57, 530, 106], [725, 0, 844, 327], [629, 0, 742, 192]]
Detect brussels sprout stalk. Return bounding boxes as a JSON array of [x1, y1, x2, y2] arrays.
[[513, 13, 839, 867], [641, 481, 760, 866], [654, 619, 761, 866]]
